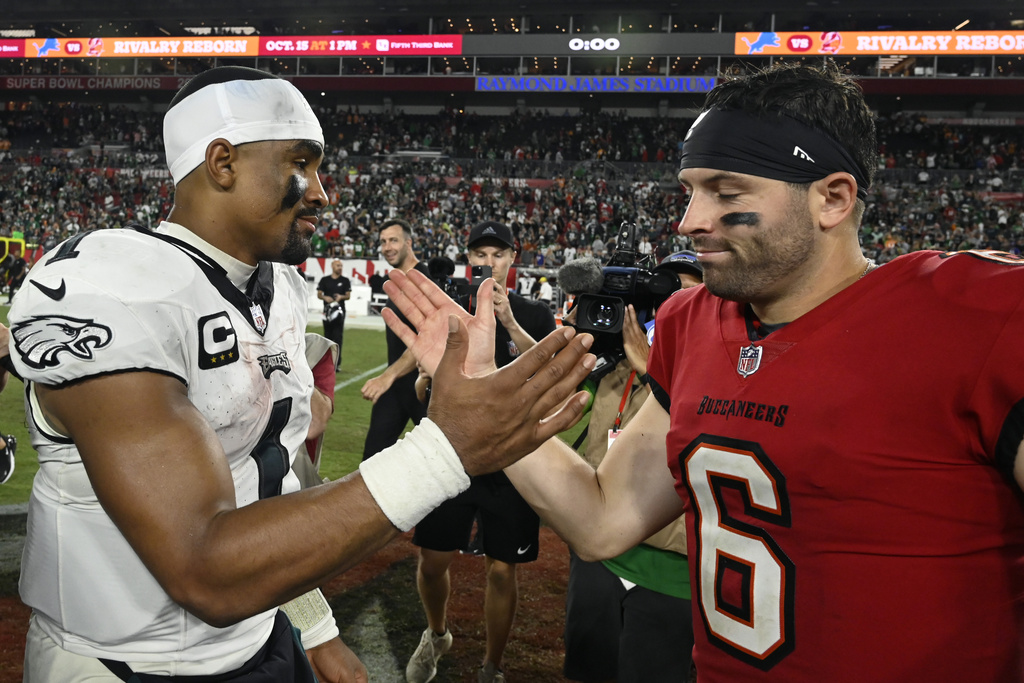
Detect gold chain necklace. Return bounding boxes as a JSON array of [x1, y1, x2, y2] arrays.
[[859, 258, 877, 279]]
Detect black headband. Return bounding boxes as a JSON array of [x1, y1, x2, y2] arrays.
[[680, 108, 870, 201]]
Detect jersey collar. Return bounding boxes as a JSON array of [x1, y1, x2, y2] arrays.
[[157, 221, 256, 290], [134, 222, 276, 336]]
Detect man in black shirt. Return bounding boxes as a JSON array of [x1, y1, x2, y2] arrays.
[[361, 219, 430, 460], [316, 259, 350, 369]]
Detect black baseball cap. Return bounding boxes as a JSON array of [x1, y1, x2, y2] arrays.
[[468, 221, 516, 250], [655, 250, 703, 279]]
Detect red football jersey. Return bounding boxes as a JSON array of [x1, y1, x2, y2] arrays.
[[648, 250, 1024, 682]]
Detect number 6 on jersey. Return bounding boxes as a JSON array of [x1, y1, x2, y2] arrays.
[[683, 435, 796, 670]]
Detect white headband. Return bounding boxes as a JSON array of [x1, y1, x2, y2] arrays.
[[164, 77, 324, 185]]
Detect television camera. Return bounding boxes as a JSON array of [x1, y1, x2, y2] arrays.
[[559, 222, 682, 370]]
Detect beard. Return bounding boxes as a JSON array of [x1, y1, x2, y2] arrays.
[[700, 198, 817, 304], [280, 220, 313, 265]]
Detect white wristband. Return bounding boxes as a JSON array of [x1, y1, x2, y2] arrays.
[[359, 418, 470, 531], [280, 588, 339, 650]]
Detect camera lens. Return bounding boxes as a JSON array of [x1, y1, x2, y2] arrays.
[[589, 302, 618, 328], [574, 294, 624, 334]]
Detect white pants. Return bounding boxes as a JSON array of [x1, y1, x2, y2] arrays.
[[24, 613, 121, 682]]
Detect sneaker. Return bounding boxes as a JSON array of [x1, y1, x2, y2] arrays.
[[0, 436, 14, 485], [406, 628, 452, 683], [478, 661, 506, 683]]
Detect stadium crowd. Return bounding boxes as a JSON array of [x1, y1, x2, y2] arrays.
[[0, 103, 1023, 276], [5, 102, 1024, 169]]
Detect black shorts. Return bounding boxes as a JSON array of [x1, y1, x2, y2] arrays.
[[413, 471, 539, 563]]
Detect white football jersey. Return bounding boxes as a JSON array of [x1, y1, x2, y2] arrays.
[[9, 222, 314, 673]]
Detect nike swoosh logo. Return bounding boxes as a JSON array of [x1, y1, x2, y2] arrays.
[[517, 546, 531, 555], [31, 279, 66, 301]]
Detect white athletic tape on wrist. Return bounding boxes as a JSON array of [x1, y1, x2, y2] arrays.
[[280, 588, 339, 650], [359, 418, 470, 531]]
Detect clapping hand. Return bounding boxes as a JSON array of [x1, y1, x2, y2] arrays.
[[383, 268, 596, 475], [382, 268, 497, 378]]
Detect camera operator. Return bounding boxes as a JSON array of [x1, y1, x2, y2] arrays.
[[406, 221, 556, 683], [315, 259, 350, 370], [562, 251, 703, 683]]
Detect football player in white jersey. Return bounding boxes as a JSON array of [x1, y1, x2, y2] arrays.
[[9, 67, 595, 682]]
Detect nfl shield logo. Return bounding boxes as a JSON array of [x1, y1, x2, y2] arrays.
[[737, 344, 762, 377], [250, 302, 268, 334]]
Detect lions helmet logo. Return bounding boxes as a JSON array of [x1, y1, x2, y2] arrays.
[[819, 31, 843, 55], [12, 315, 113, 370]]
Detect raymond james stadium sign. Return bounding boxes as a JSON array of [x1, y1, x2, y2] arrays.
[[474, 76, 716, 93]]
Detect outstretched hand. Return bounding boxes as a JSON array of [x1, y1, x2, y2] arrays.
[[425, 315, 596, 475], [382, 268, 497, 378], [384, 267, 597, 473]]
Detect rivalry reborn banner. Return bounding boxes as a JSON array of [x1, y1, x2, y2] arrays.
[[15, 31, 1024, 61], [14, 35, 461, 59], [735, 30, 1024, 56]]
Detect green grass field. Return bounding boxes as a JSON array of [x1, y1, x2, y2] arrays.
[[0, 312, 587, 506]]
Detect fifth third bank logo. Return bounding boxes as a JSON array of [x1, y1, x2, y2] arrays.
[[376, 39, 390, 51]]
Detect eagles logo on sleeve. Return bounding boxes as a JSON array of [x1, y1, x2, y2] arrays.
[[12, 315, 114, 370]]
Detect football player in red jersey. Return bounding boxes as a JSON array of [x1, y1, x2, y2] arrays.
[[386, 62, 1024, 682]]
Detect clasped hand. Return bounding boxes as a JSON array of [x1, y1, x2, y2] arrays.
[[382, 269, 595, 475]]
